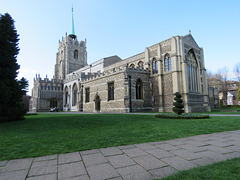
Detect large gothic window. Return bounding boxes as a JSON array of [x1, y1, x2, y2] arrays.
[[152, 58, 158, 74], [164, 54, 172, 72], [108, 82, 114, 101], [72, 84, 78, 106], [74, 50, 78, 59], [187, 50, 199, 92], [136, 79, 143, 99]]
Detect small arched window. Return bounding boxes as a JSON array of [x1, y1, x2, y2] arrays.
[[129, 64, 135, 68], [138, 61, 144, 69], [74, 50, 78, 59], [164, 54, 172, 72], [152, 58, 158, 74], [72, 84, 78, 106], [136, 79, 143, 99]]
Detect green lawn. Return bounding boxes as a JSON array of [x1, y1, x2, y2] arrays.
[[0, 114, 240, 161], [160, 157, 240, 180]]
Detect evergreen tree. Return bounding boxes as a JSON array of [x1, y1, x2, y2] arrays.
[[172, 92, 184, 115], [0, 13, 27, 122]]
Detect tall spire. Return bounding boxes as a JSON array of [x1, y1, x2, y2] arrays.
[[69, 6, 76, 39]]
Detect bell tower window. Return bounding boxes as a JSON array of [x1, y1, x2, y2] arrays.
[[74, 50, 78, 59]]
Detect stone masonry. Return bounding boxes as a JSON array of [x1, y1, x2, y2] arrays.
[[30, 29, 210, 113]]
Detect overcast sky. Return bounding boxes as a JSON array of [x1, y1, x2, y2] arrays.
[[1, 0, 240, 95]]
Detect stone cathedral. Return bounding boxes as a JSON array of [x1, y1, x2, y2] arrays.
[[29, 11, 210, 113]]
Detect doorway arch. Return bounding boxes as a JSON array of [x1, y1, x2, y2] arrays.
[[95, 95, 101, 112]]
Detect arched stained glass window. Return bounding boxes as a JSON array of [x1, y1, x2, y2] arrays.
[[187, 50, 199, 92], [152, 58, 158, 74], [164, 54, 172, 72]]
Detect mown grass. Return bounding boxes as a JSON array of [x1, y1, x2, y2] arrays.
[[0, 114, 240, 161], [160, 157, 240, 180]]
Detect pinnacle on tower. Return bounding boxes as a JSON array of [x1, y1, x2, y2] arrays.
[[69, 6, 77, 39]]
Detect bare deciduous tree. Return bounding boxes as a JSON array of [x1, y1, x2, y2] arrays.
[[207, 67, 229, 106], [233, 62, 240, 81], [216, 67, 229, 106]]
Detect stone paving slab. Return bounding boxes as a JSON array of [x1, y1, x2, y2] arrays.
[[0, 130, 240, 180], [135, 143, 157, 150], [106, 154, 136, 169], [117, 165, 153, 180], [0, 170, 29, 180], [161, 156, 198, 170], [133, 155, 167, 170], [87, 163, 119, 180], [0, 158, 33, 173], [117, 144, 136, 150], [99, 147, 123, 156], [58, 161, 87, 179], [146, 148, 175, 159], [34, 154, 57, 162], [26, 173, 57, 180], [82, 153, 108, 167], [28, 165, 57, 177], [148, 166, 178, 179], [58, 152, 81, 164], [122, 148, 148, 158], [31, 159, 57, 168]]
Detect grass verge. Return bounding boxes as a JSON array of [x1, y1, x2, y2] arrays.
[[159, 157, 240, 180], [0, 114, 240, 161]]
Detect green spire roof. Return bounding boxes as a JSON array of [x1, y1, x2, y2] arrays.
[[70, 7, 75, 35]]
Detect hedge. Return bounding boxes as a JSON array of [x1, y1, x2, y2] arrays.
[[155, 113, 210, 119]]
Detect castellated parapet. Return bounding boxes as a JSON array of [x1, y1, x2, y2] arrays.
[[29, 75, 63, 112]]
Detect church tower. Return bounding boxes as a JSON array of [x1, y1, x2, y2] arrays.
[[54, 8, 87, 80]]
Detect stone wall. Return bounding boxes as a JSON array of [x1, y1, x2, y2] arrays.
[[162, 73, 174, 112], [82, 71, 126, 113]]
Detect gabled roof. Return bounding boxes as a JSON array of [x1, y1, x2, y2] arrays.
[[183, 34, 200, 49]]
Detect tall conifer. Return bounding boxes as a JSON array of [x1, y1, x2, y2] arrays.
[[0, 13, 27, 122]]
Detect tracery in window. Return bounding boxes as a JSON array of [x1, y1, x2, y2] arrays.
[[187, 50, 199, 92], [164, 54, 172, 72]]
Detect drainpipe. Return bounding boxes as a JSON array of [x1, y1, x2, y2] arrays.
[[129, 75, 132, 112]]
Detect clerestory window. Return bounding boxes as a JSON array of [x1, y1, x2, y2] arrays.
[[152, 58, 158, 74], [164, 54, 172, 72]]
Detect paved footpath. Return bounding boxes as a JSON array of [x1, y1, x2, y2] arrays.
[[1, 130, 240, 180]]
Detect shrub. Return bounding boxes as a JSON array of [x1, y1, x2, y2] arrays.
[[172, 92, 184, 115], [155, 113, 210, 119]]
